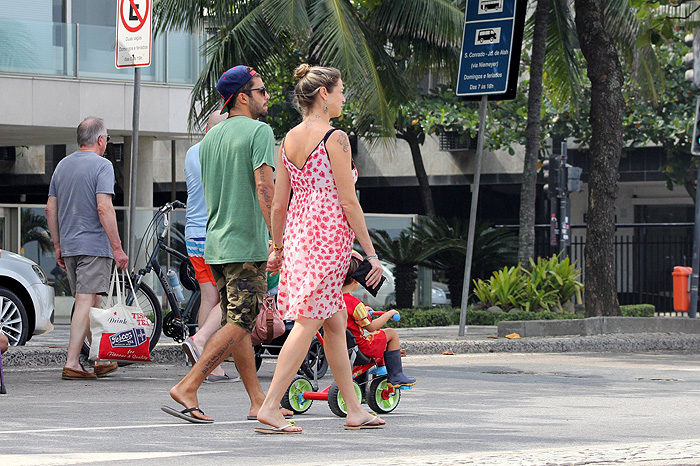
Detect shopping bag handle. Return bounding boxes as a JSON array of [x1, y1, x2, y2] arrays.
[[105, 268, 136, 308]]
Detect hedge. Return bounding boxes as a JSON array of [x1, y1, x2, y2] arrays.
[[382, 303, 656, 328]]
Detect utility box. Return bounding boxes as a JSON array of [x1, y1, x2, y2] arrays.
[[672, 266, 693, 312]]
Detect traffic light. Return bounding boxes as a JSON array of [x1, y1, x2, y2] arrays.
[[685, 32, 700, 88], [693, 97, 700, 156], [684, 33, 696, 84], [542, 154, 560, 198], [567, 165, 583, 193]]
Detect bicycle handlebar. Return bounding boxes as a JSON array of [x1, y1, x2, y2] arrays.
[[368, 310, 400, 321], [159, 200, 187, 213]]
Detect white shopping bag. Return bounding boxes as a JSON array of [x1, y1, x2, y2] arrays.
[[89, 269, 152, 362]]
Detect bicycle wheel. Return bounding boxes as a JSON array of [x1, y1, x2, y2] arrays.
[[281, 375, 314, 414], [366, 375, 400, 414], [72, 280, 162, 360], [327, 381, 362, 417]]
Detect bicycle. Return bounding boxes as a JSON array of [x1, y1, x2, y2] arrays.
[[75, 200, 200, 358]]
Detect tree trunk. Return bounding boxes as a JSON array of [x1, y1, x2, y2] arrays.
[[399, 131, 436, 216], [447, 262, 465, 308], [575, 0, 624, 317], [394, 264, 418, 309], [518, 0, 550, 266]]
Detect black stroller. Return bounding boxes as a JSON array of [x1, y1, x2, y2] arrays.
[[253, 320, 328, 380]]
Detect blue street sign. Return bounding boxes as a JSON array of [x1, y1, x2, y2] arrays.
[[456, 0, 526, 99]]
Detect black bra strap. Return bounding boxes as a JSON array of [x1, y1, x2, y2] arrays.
[[322, 128, 340, 145]]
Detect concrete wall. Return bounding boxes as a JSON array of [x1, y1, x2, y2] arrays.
[[0, 75, 195, 147], [354, 134, 525, 178]]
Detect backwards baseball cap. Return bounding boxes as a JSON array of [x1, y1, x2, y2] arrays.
[[217, 65, 258, 114]]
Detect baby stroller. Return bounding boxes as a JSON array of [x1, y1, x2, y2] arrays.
[[253, 321, 329, 380], [280, 326, 402, 417]]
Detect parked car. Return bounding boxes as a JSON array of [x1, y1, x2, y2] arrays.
[[0, 250, 54, 345], [431, 282, 451, 306], [351, 261, 451, 308]]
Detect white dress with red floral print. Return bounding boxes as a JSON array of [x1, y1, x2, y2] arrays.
[[277, 128, 358, 320]]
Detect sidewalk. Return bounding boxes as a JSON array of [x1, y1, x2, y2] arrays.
[[5, 317, 700, 367]]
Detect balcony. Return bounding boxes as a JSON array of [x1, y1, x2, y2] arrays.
[[0, 17, 204, 84]]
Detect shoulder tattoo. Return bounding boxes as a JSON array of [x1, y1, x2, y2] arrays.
[[336, 132, 350, 153]]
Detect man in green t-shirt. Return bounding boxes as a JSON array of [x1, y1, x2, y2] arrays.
[[165, 65, 290, 424]]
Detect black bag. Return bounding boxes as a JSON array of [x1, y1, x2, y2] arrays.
[[351, 259, 387, 297]]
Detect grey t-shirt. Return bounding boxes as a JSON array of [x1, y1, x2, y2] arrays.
[[48, 151, 115, 258]]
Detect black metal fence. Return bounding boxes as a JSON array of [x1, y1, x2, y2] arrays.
[[534, 225, 693, 314]]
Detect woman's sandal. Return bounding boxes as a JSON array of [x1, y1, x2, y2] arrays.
[[343, 415, 384, 430], [254, 420, 302, 434]]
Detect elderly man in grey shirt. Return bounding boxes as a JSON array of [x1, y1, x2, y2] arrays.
[[46, 117, 129, 380]]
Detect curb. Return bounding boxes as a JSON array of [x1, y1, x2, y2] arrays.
[[5, 333, 700, 367], [403, 333, 700, 355], [497, 317, 700, 338]]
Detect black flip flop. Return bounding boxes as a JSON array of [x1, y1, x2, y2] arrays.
[[161, 405, 214, 424]]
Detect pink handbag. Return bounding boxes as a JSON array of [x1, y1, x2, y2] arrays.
[[251, 294, 285, 345]]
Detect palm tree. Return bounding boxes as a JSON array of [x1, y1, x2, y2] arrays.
[[154, 0, 463, 214], [369, 230, 429, 309], [21, 210, 53, 253], [518, 0, 664, 265], [154, 0, 463, 135], [412, 217, 518, 307]]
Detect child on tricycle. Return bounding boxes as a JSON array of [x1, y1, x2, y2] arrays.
[[343, 252, 416, 389]]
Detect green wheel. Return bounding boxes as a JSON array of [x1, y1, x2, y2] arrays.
[[281, 375, 314, 414], [366, 375, 400, 414], [328, 381, 362, 417]]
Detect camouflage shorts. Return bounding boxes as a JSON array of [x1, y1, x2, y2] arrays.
[[210, 261, 267, 333]]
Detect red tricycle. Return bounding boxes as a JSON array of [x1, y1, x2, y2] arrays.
[[281, 312, 404, 417]]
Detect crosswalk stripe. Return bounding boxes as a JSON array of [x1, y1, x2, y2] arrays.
[[1, 451, 227, 466], [0, 414, 413, 435]]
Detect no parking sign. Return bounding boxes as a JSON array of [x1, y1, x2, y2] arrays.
[[116, 0, 152, 68]]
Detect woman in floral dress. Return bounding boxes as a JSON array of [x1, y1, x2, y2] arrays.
[[256, 64, 385, 433]]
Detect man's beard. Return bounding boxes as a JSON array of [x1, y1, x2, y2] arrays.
[[250, 100, 268, 119]]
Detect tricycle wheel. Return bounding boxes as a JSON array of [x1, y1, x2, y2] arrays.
[[281, 375, 314, 414], [328, 381, 362, 417], [366, 375, 400, 414]]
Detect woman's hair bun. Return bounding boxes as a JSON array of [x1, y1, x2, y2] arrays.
[[294, 63, 311, 80]]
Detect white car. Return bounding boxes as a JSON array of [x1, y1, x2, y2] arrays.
[[0, 250, 54, 345], [351, 261, 451, 308]]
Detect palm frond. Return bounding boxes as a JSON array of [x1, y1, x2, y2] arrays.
[[603, 0, 664, 104], [263, 0, 312, 36], [541, 0, 581, 108], [185, 1, 286, 129], [309, 0, 394, 136], [370, 0, 463, 48]]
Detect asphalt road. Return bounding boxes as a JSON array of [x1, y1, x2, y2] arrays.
[[2, 352, 700, 465]]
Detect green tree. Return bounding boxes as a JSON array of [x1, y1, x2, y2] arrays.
[[369, 230, 430, 309], [575, 0, 627, 317], [412, 217, 518, 308], [154, 0, 463, 135], [565, 38, 698, 199]]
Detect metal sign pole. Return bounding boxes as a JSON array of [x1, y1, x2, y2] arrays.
[[689, 160, 700, 318], [559, 141, 569, 258], [459, 95, 488, 336], [127, 67, 141, 266]]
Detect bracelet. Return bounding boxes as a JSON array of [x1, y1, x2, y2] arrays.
[[365, 254, 378, 261], [273, 244, 284, 251]]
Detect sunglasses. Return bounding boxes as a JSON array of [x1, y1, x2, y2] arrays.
[[102, 134, 111, 143], [246, 86, 268, 96]]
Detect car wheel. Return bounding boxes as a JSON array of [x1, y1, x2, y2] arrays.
[[0, 286, 30, 346]]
